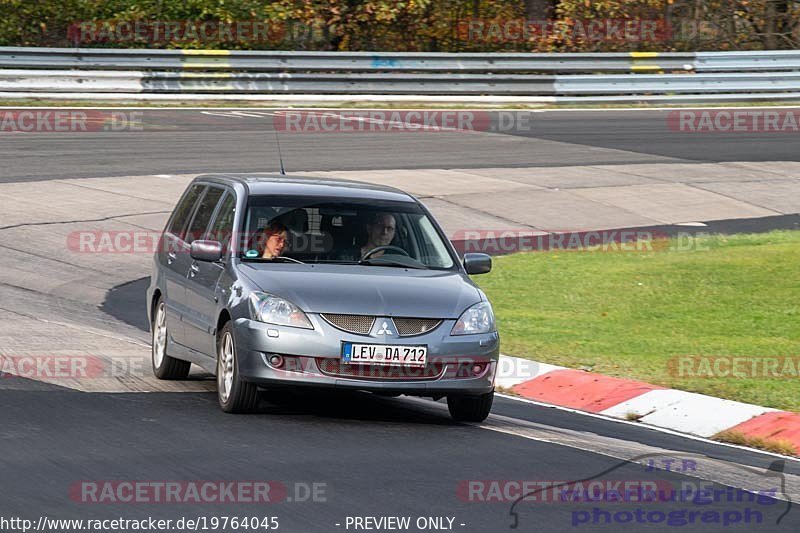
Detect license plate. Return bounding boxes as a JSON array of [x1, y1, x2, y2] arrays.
[[342, 343, 427, 368]]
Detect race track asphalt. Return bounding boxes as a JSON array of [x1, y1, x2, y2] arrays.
[[2, 107, 799, 532], [2, 108, 799, 183]]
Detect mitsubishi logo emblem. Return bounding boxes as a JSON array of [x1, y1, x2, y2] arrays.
[[376, 321, 394, 336]]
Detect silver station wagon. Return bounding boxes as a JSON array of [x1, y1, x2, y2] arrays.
[[147, 175, 499, 421]]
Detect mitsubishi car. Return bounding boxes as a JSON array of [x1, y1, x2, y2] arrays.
[[147, 174, 499, 421]]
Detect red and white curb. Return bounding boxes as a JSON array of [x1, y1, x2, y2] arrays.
[[497, 354, 800, 454]]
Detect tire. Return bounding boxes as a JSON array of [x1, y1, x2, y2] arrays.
[[151, 298, 191, 380], [447, 391, 494, 422], [216, 322, 259, 413]]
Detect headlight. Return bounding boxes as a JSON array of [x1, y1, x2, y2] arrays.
[[249, 292, 313, 329], [451, 301, 495, 335]]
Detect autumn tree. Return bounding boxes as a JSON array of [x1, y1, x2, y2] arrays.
[[0, 0, 797, 51]]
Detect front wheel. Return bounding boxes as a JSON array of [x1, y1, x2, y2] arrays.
[[447, 391, 494, 422], [217, 322, 259, 413]]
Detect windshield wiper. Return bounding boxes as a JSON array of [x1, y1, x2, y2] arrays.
[[242, 256, 306, 264], [358, 258, 428, 270], [270, 256, 306, 264]]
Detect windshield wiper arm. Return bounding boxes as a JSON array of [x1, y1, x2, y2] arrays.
[[266, 256, 306, 264], [358, 258, 428, 269]]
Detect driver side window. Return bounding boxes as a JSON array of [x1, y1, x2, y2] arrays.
[[185, 187, 224, 245], [205, 192, 237, 254], [167, 184, 204, 242]]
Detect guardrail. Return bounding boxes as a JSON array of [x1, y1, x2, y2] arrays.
[[0, 47, 696, 73], [1, 47, 799, 102]]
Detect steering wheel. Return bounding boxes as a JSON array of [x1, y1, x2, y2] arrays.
[[360, 245, 409, 261]]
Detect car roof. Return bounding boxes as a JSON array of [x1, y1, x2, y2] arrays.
[[194, 173, 417, 203]]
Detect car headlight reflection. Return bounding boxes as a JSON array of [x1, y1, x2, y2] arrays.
[[249, 292, 313, 329], [451, 301, 495, 336]]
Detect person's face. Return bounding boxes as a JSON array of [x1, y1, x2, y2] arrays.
[[368, 214, 396, 248], [265, 230, 288, 257]]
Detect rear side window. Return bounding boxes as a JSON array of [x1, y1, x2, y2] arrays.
[[168, 184, 204, 241], [186, 187, 225, 244], [205, 192, 237, 253]]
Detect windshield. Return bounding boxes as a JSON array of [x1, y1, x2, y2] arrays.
[[239, 196, 456, 270]]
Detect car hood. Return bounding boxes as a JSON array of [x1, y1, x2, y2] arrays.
[[238, 263, 482, 319]]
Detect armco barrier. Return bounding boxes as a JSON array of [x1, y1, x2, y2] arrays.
[[1, 48, 800, 102], [0, 47, 694, 73]]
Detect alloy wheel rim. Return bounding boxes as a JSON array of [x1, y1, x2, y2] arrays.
[[218, 332, 235, 402], [153, 303, 167, 368]]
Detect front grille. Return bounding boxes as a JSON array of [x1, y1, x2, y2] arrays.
[[320, 314, 375, 335], [393, 318, 443, 337], [316, 358, 445, 381], [321, 314, 442, 337]]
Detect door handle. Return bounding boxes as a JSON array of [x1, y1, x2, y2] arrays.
[[167, 252, 177, 265], [189, 263, 200, 277]]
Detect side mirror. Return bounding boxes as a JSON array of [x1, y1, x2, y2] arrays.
[[190, 240, 223, 262], [463, 253, 492, 275]]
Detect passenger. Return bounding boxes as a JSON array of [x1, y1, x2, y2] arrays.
[[257, 221, 289, 259]]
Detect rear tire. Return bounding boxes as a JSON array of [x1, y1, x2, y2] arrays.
[[447, 391, 494, 422], [151, 298, 191, 380], [217, 322, 259, 413]]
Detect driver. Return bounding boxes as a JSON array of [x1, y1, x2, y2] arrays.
[[361, 213, 396, 258]]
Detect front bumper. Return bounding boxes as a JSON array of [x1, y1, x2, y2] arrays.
[[232, 315, 499, 396]]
